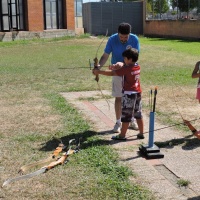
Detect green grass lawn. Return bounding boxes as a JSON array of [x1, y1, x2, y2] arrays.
[[0, 35, 199, 199]]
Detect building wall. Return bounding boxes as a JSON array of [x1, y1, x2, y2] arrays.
[[26, 0, 44, 31], [144, 20, 200, 40], [2, 0, 200, 40], [25, 0, 75, 31], [65, 0, 75, 30]]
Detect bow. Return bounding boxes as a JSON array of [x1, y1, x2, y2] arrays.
[[92, 30, 110, 109], [93, 29, 108, 82], [2, 138, 80, 187], [18, 142, 66, 175], [171, 82, 200, 139], [183, 119, 200, 139]]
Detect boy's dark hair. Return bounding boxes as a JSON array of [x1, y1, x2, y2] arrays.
[[118, 22, 131, 35], [122, 48, 138, 62]]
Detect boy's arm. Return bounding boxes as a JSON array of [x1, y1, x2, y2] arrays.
[[93, 68, 117, 76]]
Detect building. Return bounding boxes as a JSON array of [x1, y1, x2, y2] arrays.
[[0, 0, 84, 41]]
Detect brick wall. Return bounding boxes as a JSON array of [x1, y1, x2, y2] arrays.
[[65, 0, 75, 30], [144, 20, 200, 40], [26, 0, 44, 31], [142, 0, 200, 40], [25, 0, 75, 32]]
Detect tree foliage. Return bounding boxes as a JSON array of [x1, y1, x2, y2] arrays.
[[154, 0, 169, 13], [171, 0, 199, 12], [147, 0, 169, 14]]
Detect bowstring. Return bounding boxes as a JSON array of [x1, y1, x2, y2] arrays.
[[171, 82, 184, 121], [170, 76, 200, 134], [170, 75, 199, 122], [94, 29, 110, 110], [97, 81, 110, 110], [171, 78, 196, 102]]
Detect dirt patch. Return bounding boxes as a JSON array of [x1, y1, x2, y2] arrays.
[[0, 92, 62, 136]]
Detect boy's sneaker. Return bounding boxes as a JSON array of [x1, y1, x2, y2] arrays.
[[113, 123, 121, 133], [137, 133, 145, 139], [129, 121, 139, 130]]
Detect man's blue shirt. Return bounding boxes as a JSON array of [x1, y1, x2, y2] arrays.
[[104, 33, 140, 64]]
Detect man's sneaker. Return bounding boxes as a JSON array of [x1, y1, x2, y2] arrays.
[[129, 121, 139, 130], [113, 123, 121, 133], [137, 133, 145, 139]]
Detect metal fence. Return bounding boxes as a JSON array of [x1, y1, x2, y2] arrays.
[[82, 2, 144, 36], [146, 0, 200, 21]]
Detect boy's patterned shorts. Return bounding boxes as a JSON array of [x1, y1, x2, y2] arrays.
[[121, 93, 142, 123]]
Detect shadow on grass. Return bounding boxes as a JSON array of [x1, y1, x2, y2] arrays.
[[39, 130, 111, 152], [146, 37, 200, 43], [39, 128, 199, 158], [155, 134, 200, 150]]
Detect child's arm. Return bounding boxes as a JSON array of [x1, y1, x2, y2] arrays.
[[192, 61, 200, 78], [93, 68, 117, 76]]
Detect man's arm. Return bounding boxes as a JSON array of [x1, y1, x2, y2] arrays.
[[98, 53, 110, 68]]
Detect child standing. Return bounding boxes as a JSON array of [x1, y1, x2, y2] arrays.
[[192, 61, 200, 103], [93, 48, 144, 140]]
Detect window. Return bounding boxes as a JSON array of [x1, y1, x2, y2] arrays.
[[74, 0, 83, 28], [75, 0, 82, 17], [0, 0, 25, 31], [44, 0, 64, 30]]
